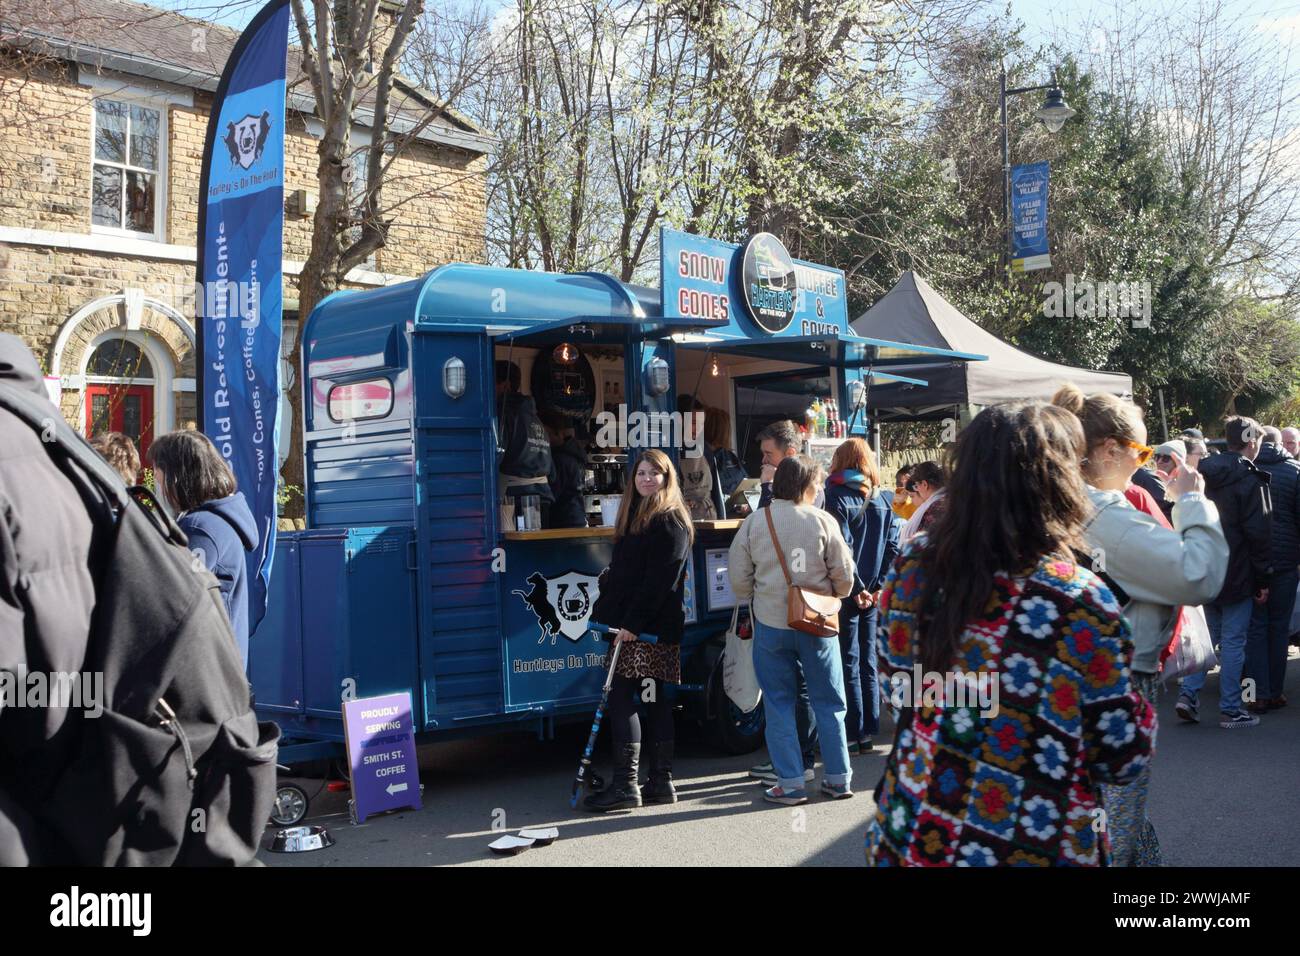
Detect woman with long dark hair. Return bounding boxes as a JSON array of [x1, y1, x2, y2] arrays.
[[824, 438, 899, 754], [585, 449, 694, 811], [867, 403, 1156, 866]]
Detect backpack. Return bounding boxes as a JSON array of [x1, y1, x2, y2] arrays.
[[0, 383, 279, 865]]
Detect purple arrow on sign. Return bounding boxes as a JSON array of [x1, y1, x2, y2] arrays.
[[342, 691, 422, 823]]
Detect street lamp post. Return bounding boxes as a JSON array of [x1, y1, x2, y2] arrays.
[[1000, 62, 1076, 273]]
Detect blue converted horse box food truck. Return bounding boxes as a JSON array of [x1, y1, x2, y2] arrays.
[[250, 228, 981, 783]]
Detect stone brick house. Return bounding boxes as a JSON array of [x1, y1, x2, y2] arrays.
[[0, 0, 491, 461]]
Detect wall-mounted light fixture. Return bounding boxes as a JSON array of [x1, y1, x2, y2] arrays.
[[644, 356, 670, 396], [443, 356, 466, 399], [553, 342, 579, 365]]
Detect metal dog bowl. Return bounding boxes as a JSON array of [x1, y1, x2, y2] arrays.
[[488, 834, 535, 856], [518, 827, 559, 846], [268, 825, 335, 853]]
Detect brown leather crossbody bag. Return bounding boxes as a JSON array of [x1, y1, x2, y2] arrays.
[[764, 506, 841, 637]]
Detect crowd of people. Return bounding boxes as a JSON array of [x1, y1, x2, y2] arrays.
[[6, 313, 1295, 865], [585, 389, 1295, 867]]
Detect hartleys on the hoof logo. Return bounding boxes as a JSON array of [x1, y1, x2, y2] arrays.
[[513, 570, 601, 644], [741, 232, 798, 333], [224, 111, 272, 171]]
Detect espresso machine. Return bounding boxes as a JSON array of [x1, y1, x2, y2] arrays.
[[585, 451, 628, 526]]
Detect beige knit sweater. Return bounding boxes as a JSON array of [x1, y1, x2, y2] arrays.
[[728, 498, 856, 629]]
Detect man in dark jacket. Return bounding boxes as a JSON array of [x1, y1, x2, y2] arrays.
[[496, 360, 554, 513], [0, 334, 99, 864], [1177, 417, 1272, 729], [756, 419, 823, 510], [540, 407, 589, 528], [1244, 426, 1300, 711]]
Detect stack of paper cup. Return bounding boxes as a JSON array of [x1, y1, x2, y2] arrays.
[[600, 495, 622, 527]]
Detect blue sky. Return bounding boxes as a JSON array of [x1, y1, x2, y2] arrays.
[[154, 0, 1300, 51], [1011, 0, 1300, 56]]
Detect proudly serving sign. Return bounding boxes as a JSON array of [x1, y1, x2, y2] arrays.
[[661, 227, 847, 338], [342, 691, 422, 823]]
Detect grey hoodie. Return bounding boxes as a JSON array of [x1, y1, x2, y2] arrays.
[[1082, 487, 1228, 673]]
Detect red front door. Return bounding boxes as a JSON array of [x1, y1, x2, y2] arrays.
[[85, 384, 154, 462]]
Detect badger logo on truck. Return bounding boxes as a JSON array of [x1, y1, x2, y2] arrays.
[[513, 570, 602, 644]]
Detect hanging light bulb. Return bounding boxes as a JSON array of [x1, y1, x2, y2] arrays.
[[709, 355, 721, 377], [553, 342, 579, 365]]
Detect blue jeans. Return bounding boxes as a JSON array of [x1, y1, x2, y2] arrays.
[[839, 604, 880, 740], [793, 665, 818, 770], [753, 619, 851, 791], [1182, 597, 1253, 714], [1246, 569, 1298, 701]]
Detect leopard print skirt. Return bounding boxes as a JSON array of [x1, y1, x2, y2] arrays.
[[613, 639, 681, 684]]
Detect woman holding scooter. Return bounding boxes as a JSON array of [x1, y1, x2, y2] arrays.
[[584, 448, 694, 812]]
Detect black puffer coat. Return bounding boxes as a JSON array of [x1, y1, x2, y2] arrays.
[[591, 504, 691, 645], [1199, 451, 1273, 602], [1252, 443, 1300, 570]]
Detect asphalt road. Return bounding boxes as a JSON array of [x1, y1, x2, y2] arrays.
[[258, 651, 1300, 867]]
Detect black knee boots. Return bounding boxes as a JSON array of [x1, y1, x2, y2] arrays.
[[583, 743, 642, 812], [640, 741, 677, 804]]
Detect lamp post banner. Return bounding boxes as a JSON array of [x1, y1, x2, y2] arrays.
[[1011, 161, 1051, 272], [195, 0, 290, 640]]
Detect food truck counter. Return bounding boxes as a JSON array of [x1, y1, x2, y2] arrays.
[[693, 519, 744, 532], [504, 519, 743, 542], [502, 527, 616, 541]]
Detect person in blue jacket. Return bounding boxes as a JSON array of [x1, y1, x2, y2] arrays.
[[823, 438, 900, 753], [150, 429, 259, 669]]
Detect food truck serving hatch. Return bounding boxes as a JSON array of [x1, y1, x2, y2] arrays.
[[675, 333, 986, 369]]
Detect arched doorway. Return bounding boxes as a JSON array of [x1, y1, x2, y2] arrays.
[[50, 291, 195, 462], [83, 336, 158, 461]]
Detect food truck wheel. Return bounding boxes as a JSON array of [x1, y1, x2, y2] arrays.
[[270, 784, 310, 827], [710, 667, 766, 755]]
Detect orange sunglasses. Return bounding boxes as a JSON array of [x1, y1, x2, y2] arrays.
[[1124, 439, 1154, 466]]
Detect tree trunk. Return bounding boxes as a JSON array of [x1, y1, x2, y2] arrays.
[[281, 147, 348, 519]]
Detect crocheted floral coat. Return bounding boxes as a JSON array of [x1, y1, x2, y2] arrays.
[[866, 547, 1157, 866]]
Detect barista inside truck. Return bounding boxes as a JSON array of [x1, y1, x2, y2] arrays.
[[539, 406, 588, 528], [496, 360, 554, 518], [676, 394, 724, 521]]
